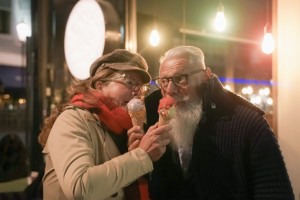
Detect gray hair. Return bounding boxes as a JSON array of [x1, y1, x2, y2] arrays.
[[159, 46, 206, 70]]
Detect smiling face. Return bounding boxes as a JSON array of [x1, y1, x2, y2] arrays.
[[95, 71, 144, 108]]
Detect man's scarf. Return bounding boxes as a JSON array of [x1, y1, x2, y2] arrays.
[[71, 90, 133, 134]]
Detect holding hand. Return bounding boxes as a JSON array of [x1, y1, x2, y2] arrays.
[[127, 125, 145, 151], [127, 123, 172, 162]]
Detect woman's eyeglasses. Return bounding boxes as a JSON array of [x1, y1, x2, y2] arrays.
[[103, 73, 148, 93], [154, 69, 205, 89]]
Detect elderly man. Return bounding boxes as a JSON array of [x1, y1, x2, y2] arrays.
[[144, 46, 294, 200]]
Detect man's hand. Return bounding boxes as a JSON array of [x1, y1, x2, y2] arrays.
[[127, 123, 171, 161], [127, 125, 145, 151]]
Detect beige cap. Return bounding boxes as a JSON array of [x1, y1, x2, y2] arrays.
[[90, 49, 151, 84]]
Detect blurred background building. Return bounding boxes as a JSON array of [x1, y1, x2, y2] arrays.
[[0, 0, 299, 198]]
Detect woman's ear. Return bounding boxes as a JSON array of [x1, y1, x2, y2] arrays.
[[95, 81, 104, 91]]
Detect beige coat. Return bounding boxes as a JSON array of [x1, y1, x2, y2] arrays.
[[42, 106, 153, 200]]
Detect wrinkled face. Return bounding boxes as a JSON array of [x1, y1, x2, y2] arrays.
[[159, 57, 207, 104], [96, 71, 144, 108]]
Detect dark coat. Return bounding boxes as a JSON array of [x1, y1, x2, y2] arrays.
[[144, 75, 294, 200]]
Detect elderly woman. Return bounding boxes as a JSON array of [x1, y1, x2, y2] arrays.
[[38, 49, 171, 200]]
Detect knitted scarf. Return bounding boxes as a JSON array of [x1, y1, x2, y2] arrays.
[[71, 90, 133, 134]]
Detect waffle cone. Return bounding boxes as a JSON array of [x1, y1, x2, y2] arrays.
[[158, 106, 176, 126], [131, 117, 145, 127], [158, 116, 170, 126], [129, 109, 146, 127]]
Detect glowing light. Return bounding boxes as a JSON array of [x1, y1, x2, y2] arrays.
[[261, 0, 275, 54], [16, 21, 31, 42], [50, 104, 56, 109], [127, 41, 134, 51], [3, 94, 10, 99], [8, 104, 14, 110], [261, 32, 275, 54], [214, 3, 226, 32], [250, 95, 262, 105], [18, 98, 26, 104], [219, 77, 272, 86], [224, 84, 231, 91], [259, 87, 271, 96], [242, 86, 253, 95], [149, 29, 160, 46], [267, 97, 273, 105]]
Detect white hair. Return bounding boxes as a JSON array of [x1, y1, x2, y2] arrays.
[[159, 46, 206, 70]]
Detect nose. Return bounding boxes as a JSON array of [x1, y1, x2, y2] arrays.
[[165, 80, 178, 96]]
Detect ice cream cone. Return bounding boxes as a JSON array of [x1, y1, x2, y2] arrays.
[[129, 110, 146, 127], [127, 98, 146, 127], [157, 96, 176, 126], [158, 106, 176, 126]]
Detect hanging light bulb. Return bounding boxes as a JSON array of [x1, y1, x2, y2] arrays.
[[214, 3, 226, 32], [149, 0, 160, 47], [149, 28, 160, 47], [261, 0, 275, 54], [261, 24, 275, 54]]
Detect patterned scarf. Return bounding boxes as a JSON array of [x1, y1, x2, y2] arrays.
[[71, 90, 133, 134]]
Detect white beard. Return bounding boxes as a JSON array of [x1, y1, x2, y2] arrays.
[[169, 101, 203, 153]]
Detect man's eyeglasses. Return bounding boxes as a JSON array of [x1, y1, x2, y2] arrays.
[[103, 73, 148, 93], [154, 69, 206, 89]]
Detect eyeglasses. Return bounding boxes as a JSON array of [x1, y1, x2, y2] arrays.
[[154, 69, 206, 89], [103, 73, 147, 93]]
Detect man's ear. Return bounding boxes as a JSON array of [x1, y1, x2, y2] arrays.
[[205, 67, 212, 80]]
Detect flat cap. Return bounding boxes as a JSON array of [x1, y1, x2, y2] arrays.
[[90, 49, 151, 84]]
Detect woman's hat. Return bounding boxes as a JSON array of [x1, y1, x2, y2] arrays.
[[90, 49, 151, 84]]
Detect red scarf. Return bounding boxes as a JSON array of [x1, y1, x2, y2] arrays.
[[71, 90, 133, 134]]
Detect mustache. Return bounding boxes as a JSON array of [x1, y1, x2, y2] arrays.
[[173, 95, 189, 103]]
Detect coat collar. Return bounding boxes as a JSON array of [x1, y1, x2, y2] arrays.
[[201, 74, 264, 121]]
